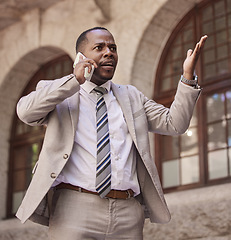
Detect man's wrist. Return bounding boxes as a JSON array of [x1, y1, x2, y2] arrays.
[[180, 74, 198, 86]]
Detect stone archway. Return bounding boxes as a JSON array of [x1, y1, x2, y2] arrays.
[[131, 0, 203, 99]]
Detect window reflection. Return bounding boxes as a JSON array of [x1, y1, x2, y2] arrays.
[[208, 149, 228, 180], [206, 93, 225, 123], [207, 89, 231, 181], [181, 128, 198, 157], [163, 159, 180, 188], [181, 156, 199, 185], [228, 119, 231, 146], [227, 91, 231, 118], [207, 121, 227, 150]]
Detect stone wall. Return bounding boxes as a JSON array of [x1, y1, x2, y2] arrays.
[[0, 0, 230, 239], [144, 183, 231, 240]]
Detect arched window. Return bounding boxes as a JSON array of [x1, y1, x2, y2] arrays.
[[155, 0, 231, 192], [7, 55, 73, 217]]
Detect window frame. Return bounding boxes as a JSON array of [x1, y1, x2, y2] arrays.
[[154, 0, 231, 193], [7, 55, 73, 218]]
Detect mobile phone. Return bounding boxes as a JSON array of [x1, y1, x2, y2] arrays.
[[73, 52, 94, 81]]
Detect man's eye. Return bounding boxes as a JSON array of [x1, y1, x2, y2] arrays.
[[110, 47, 116, 52], [95, 46, 102, 50]]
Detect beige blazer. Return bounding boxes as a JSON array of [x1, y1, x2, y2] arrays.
[[16, 74, 201, 226]]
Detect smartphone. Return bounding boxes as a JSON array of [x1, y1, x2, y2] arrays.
[[73, 52, 94, 81]]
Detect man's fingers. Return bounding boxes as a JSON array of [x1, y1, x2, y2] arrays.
[[199, 35, 208, 48], [85, 59, 98, 69], [187, 49, 193, 57], [191, 35, 208, 57]]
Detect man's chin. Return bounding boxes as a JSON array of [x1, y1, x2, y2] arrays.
[[91, 74, 114, 85]]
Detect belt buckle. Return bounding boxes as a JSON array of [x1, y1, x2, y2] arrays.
[[126, 190, 131, 199]]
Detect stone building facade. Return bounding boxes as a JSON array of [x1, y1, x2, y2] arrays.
[[0, 0, 230, 239]]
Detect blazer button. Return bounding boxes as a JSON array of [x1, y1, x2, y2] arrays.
[[50, 173, 56, 179], [63, 154, 68, 159]]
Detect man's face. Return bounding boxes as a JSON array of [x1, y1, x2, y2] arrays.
[[82, 29, 118, 86]]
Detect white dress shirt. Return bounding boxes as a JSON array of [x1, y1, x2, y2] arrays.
[[53, 80, 140, 196]]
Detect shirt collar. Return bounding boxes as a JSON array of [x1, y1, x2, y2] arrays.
[[81, 80, 111, 94]]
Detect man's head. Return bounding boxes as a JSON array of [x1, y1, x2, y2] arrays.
[[75, 27, 118, 86]]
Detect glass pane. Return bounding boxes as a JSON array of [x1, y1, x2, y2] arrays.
[[215, 16, 226, 31], [208, 149, 228, 179], [163, 63, 171, 77], [227, 91, 231, 118], [207, 93, 225, 123], [172, 60, 182, 75], [173, 34, 181, 46], [228, 119, 231, 146], [216, 30, 227, 44], [217, 45, 228, 59], [202, 21, 214, 35], [181, 155, 199, 184], [202, 5, 213, 21], [208, 121, 227, 150], [229, 148, 231, 176], [204, 34, 214, 49], [183, 28, 193, 43], [218, 59, 229, 75], [204, 63, 216, 79], [173, 74, 180, 88], [228, 13, 231, 26], [172, 46, 181, 60], [162, 159, 180, 188], [228, 1, 231, 13], [204, 49, 216, 64], [161, 76, 171, 91], [181, 127, 198, 157], [12, 191, 25, 214], [215, 1, 225, 17], [183, 43, 193, 56]]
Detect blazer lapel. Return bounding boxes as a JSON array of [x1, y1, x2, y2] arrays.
[[111, 83, 137, 146]]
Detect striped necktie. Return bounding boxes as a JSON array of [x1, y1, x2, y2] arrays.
[[94, 86, 111, 198]]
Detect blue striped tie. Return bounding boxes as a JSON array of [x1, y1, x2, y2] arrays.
[[94, 86, 111, 198]]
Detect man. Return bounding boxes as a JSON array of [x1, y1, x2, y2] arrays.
[[16, 27, 207, 239]]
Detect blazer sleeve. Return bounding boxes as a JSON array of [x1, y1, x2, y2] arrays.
[[142, 81, 201, 135], [17, 74, 80, 126]]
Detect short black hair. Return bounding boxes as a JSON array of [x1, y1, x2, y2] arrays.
[[75, 27, 110, 53]]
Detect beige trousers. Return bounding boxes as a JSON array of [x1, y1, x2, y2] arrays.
[[48, 188, 145, 240]]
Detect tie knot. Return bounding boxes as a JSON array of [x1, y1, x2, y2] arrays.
[[94, 86, 108, 96]]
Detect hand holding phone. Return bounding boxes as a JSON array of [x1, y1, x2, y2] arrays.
[[73, 52, 94, 81]]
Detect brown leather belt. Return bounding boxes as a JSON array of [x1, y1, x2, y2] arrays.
[[55, 183, 134, 199]]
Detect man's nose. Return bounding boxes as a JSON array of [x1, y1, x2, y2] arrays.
[[103, 47, 113, 57]]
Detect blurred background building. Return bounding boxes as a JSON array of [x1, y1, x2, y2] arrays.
[[0, 0, 230, 239]]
